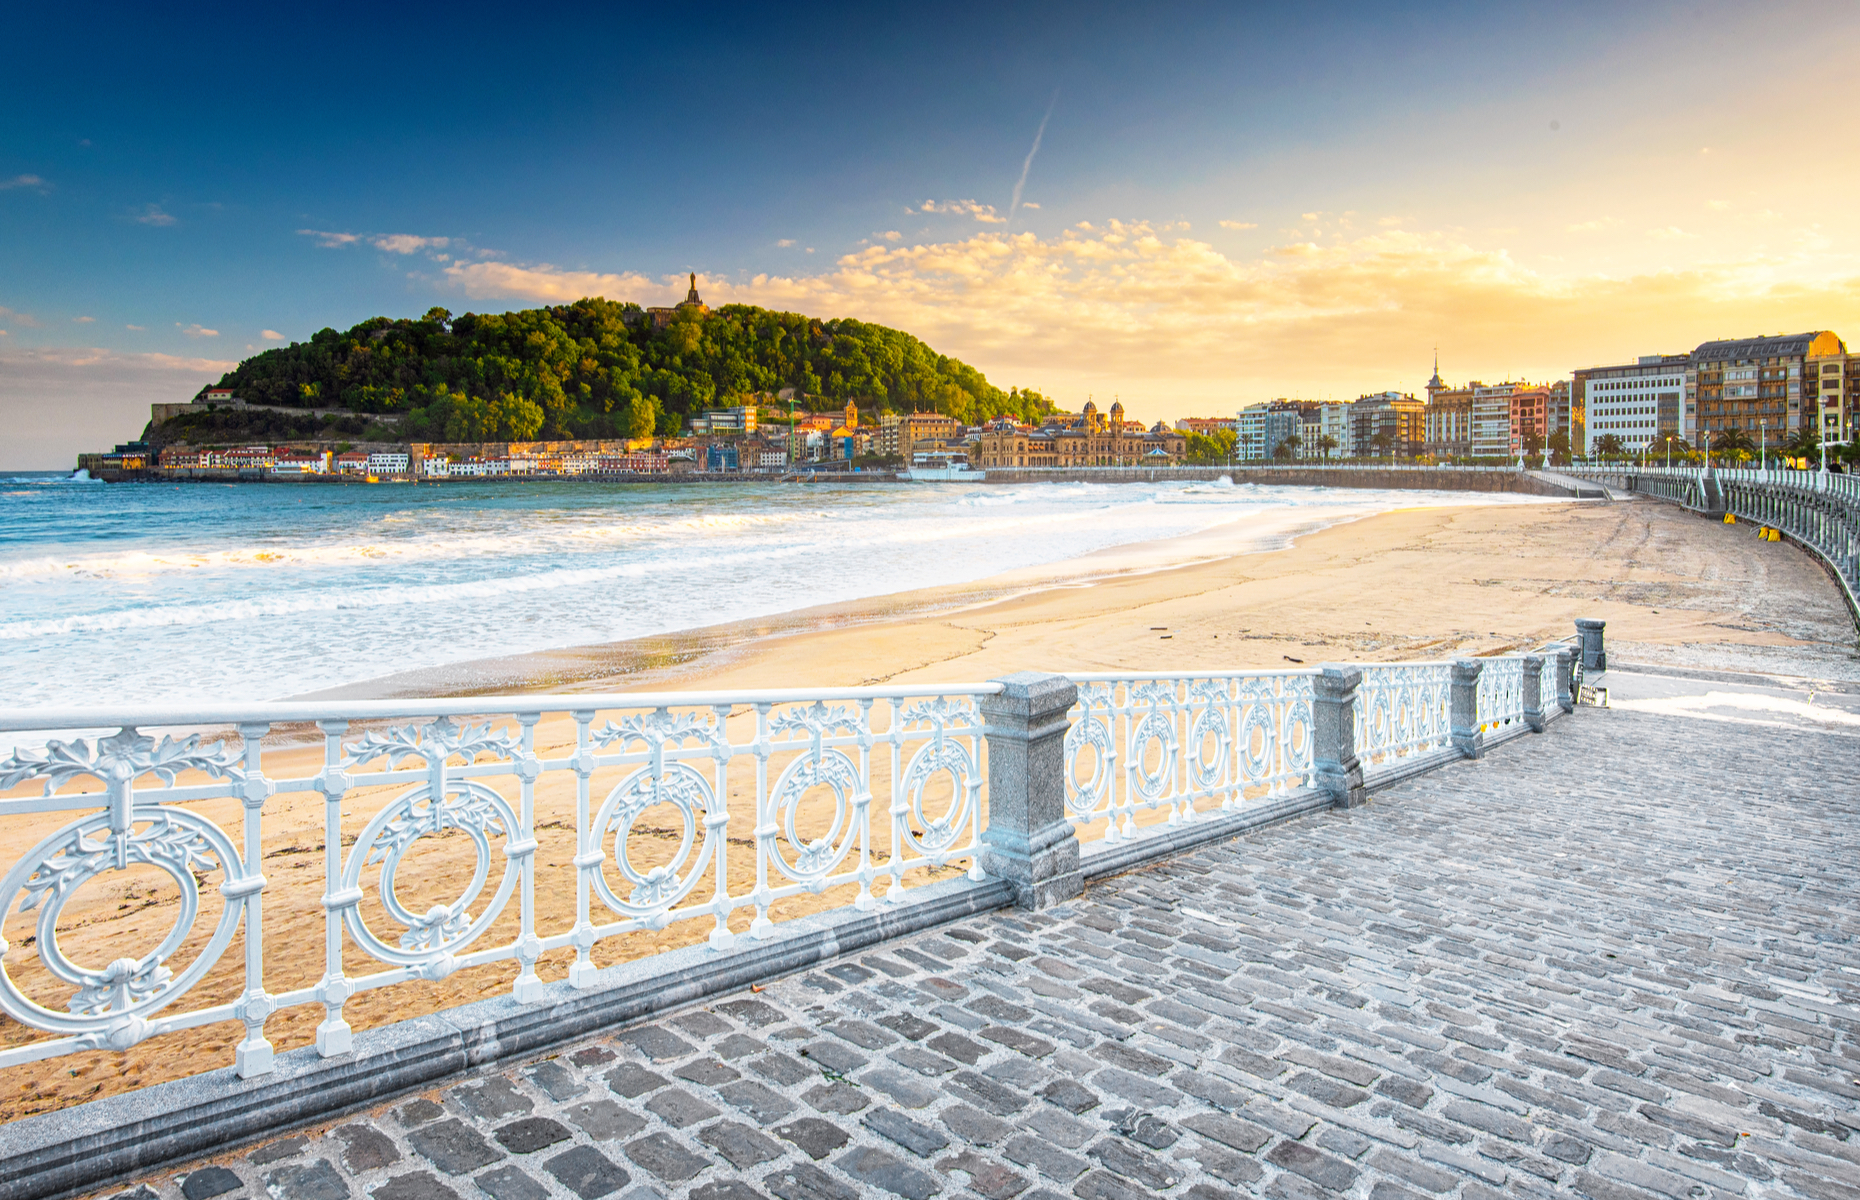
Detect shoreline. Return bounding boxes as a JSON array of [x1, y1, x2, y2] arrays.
[[297, 495, 1543, 702]]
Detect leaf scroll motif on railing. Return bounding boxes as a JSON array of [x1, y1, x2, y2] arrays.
[[765, 701, 866, 884], [1185, 679, 1231, 791], [338, 779, 521, 968], [591, 708, 727, 756], [0, 729, 244, 796], [342, 717, 522, 770], [0, 806, 247, 1042]]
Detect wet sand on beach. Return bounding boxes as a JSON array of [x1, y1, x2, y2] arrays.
[[3, 496, 1854, 1122]]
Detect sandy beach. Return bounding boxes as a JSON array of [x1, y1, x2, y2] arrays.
[[3, 493, 1855, 1123]]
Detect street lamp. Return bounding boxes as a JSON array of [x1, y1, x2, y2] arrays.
[[1665, 436, 1675, 469]]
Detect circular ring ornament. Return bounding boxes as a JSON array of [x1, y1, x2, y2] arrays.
[[338, 780, 519, 966], [0, 807, 246, 1040], [1063, 709, 1113, 819], [767, 749, 862, 883], [899, 736, 976, 856], [590, 764, 718, 916], [1129, 709, 1178, 802]]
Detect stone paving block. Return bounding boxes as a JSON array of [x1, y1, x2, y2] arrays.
[[334, 1125, 401, 1174], [563, 1099, 646, 1142], [934, 1149, 1029, 1200], [762, 1161, 858, 1200], [1000, 1134, 1087, 1183], [542, 1146, 631, 1199], [408, 1121, 504, 1176], [264, 1160, 351, 1200], [614, 1026, 696, 1062], [799, 1081, 868, 1114], [369, 1172, 458, 1200], [774, 1117, 849, 1161], [862, 1107, 949, 1157], [688, 1183, 765, 1200], [492, 1118, 570, 1155], [1087, 1137, 1181, 1190], [697, 1120, 784, 1169], [181, 1166, 244, 1199], [452, 1079, 532, 1121], [522, 1060, 586, 1102], [861, 1065, 942, 1109], [621, 1132, 710, 1184], [603, 1064, 668, 1099], [641, 1087, 718, 1128], [470, 1166, 547, 1200]]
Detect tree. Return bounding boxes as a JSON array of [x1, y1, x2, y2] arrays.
[[1314, 433, 1338, 459], [1522, 429, 1545, 457], [1713, 425, 1755, 454], [1594, 433, 1625, 457], [1785, 423, 1820, 459], [1274, 434, 1301, 460], [1370, 431, 1394, 458], [1546, 430, 1571, 465]]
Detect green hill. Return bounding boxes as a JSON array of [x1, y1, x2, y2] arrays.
[[176, 298, 1052, 443]]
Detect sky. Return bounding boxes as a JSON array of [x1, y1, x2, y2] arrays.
[[4, 0, 1860, 468]]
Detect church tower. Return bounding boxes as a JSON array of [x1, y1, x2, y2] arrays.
[[1426, 348, 1446, 405], [843, 400, 858, 429], [1109, 399, 1126, 431]]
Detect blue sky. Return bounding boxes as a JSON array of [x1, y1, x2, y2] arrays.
[[4, 1, 1859, 466]]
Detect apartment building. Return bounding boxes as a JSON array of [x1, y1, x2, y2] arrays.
[[1508, 385, 1552, 456], [1349, 392, 1427, 458], [1691, 331, 1844, 441], [1470, 384, 1516, 458], [1806, 348, 1858, 445], [1573, 354, 1687, 455]]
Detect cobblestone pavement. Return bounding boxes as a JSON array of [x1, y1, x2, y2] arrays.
[[102, 707, 1860, 1200]]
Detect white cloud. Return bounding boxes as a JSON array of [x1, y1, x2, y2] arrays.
[[1219, 220, 1259, 230], [260, 329, 286, 341], [72, 316, 94, 323], [177, 323, 219, 338], [1566, 217, 1623, 233], [0, 174, 47, 191], [915, 199, 1006, 224], [0, 347, 238, 469], [776, 239, 796, 248], [443, 261, 656, 303], [1648, 226, 1700, 240], [126, 324, 145, 331], [880, 231, 902, 242], [0, 306, 40, 328], [298, 228, 361, 247], [135, 204, 176, 226], [0, 330, 8, 336], [1706, 199, 1731, 211], [371, 233, 449, 254]]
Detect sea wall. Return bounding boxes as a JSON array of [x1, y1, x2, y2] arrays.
[[979, 465, 1585, 496]]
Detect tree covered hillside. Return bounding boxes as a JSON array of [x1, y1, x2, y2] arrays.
[[199, 299, 1053, 442]]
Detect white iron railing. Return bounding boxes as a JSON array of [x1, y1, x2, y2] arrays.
[[0, 686, 996, 1078], [0, 653, 1571, 1081], [1062, 671, 1317, 839]]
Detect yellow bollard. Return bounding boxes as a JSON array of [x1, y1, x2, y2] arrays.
[[1723, 513, 1736, 524]]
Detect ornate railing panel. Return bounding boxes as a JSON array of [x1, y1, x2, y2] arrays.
[[1062, 672, 1317, 840], [1477, 656, 1528, 731], [0, 686, 995, 1076], [1353, 663, 1453, 766]]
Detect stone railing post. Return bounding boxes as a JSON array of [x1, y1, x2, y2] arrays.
[[1575, 618, 1606, 673], [1554, 647, 1574, 712], [1312, 666, 1366, 809], [979, 672, 1082, 909], [1521, 655, 1545, 732], [1451, 658, 1485, 759]]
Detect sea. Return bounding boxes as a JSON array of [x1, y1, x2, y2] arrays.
[[0, 473, 1547, 713]]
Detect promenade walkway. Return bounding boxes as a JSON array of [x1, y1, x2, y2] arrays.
[[96, 681, 1860, 1200]]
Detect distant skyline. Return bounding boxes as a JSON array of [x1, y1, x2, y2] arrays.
[[4, 0, 1860, 467]]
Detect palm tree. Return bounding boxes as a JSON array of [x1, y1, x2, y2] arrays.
[[1274, 434, 1301, 460], [1315, 433, 1338, 459], [1370, 431, 1395, 459], [1714, 425, 1755, 454]]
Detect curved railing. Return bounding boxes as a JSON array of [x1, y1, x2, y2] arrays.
[[1569, 465, 1860, 622], [0, 652, 1575, 1080]]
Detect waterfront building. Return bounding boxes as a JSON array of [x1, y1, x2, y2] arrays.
[[1174, 416, 1237, 436], [1806, 348, 1858, 445], [1691, 331, 1844, 444], [1350, 392, 1427, 458], [1425, 388, 1473, 457], [1470, 384, 1516, 458], [690, 405, 757, 435], [972, 404, 1185, 467], [1236, 404, 1302, 460], [1315, 403, 1353, 458], [335, 451, 369, 474], [1573, 354, 1689, 455], [878, 411, 961, 461], [367, 451, 410, 475], [1508, 385, 1551, 457], [270, 451, 329, 476]]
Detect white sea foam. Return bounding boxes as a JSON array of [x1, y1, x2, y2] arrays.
[[0, 477, 1554, 710]]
